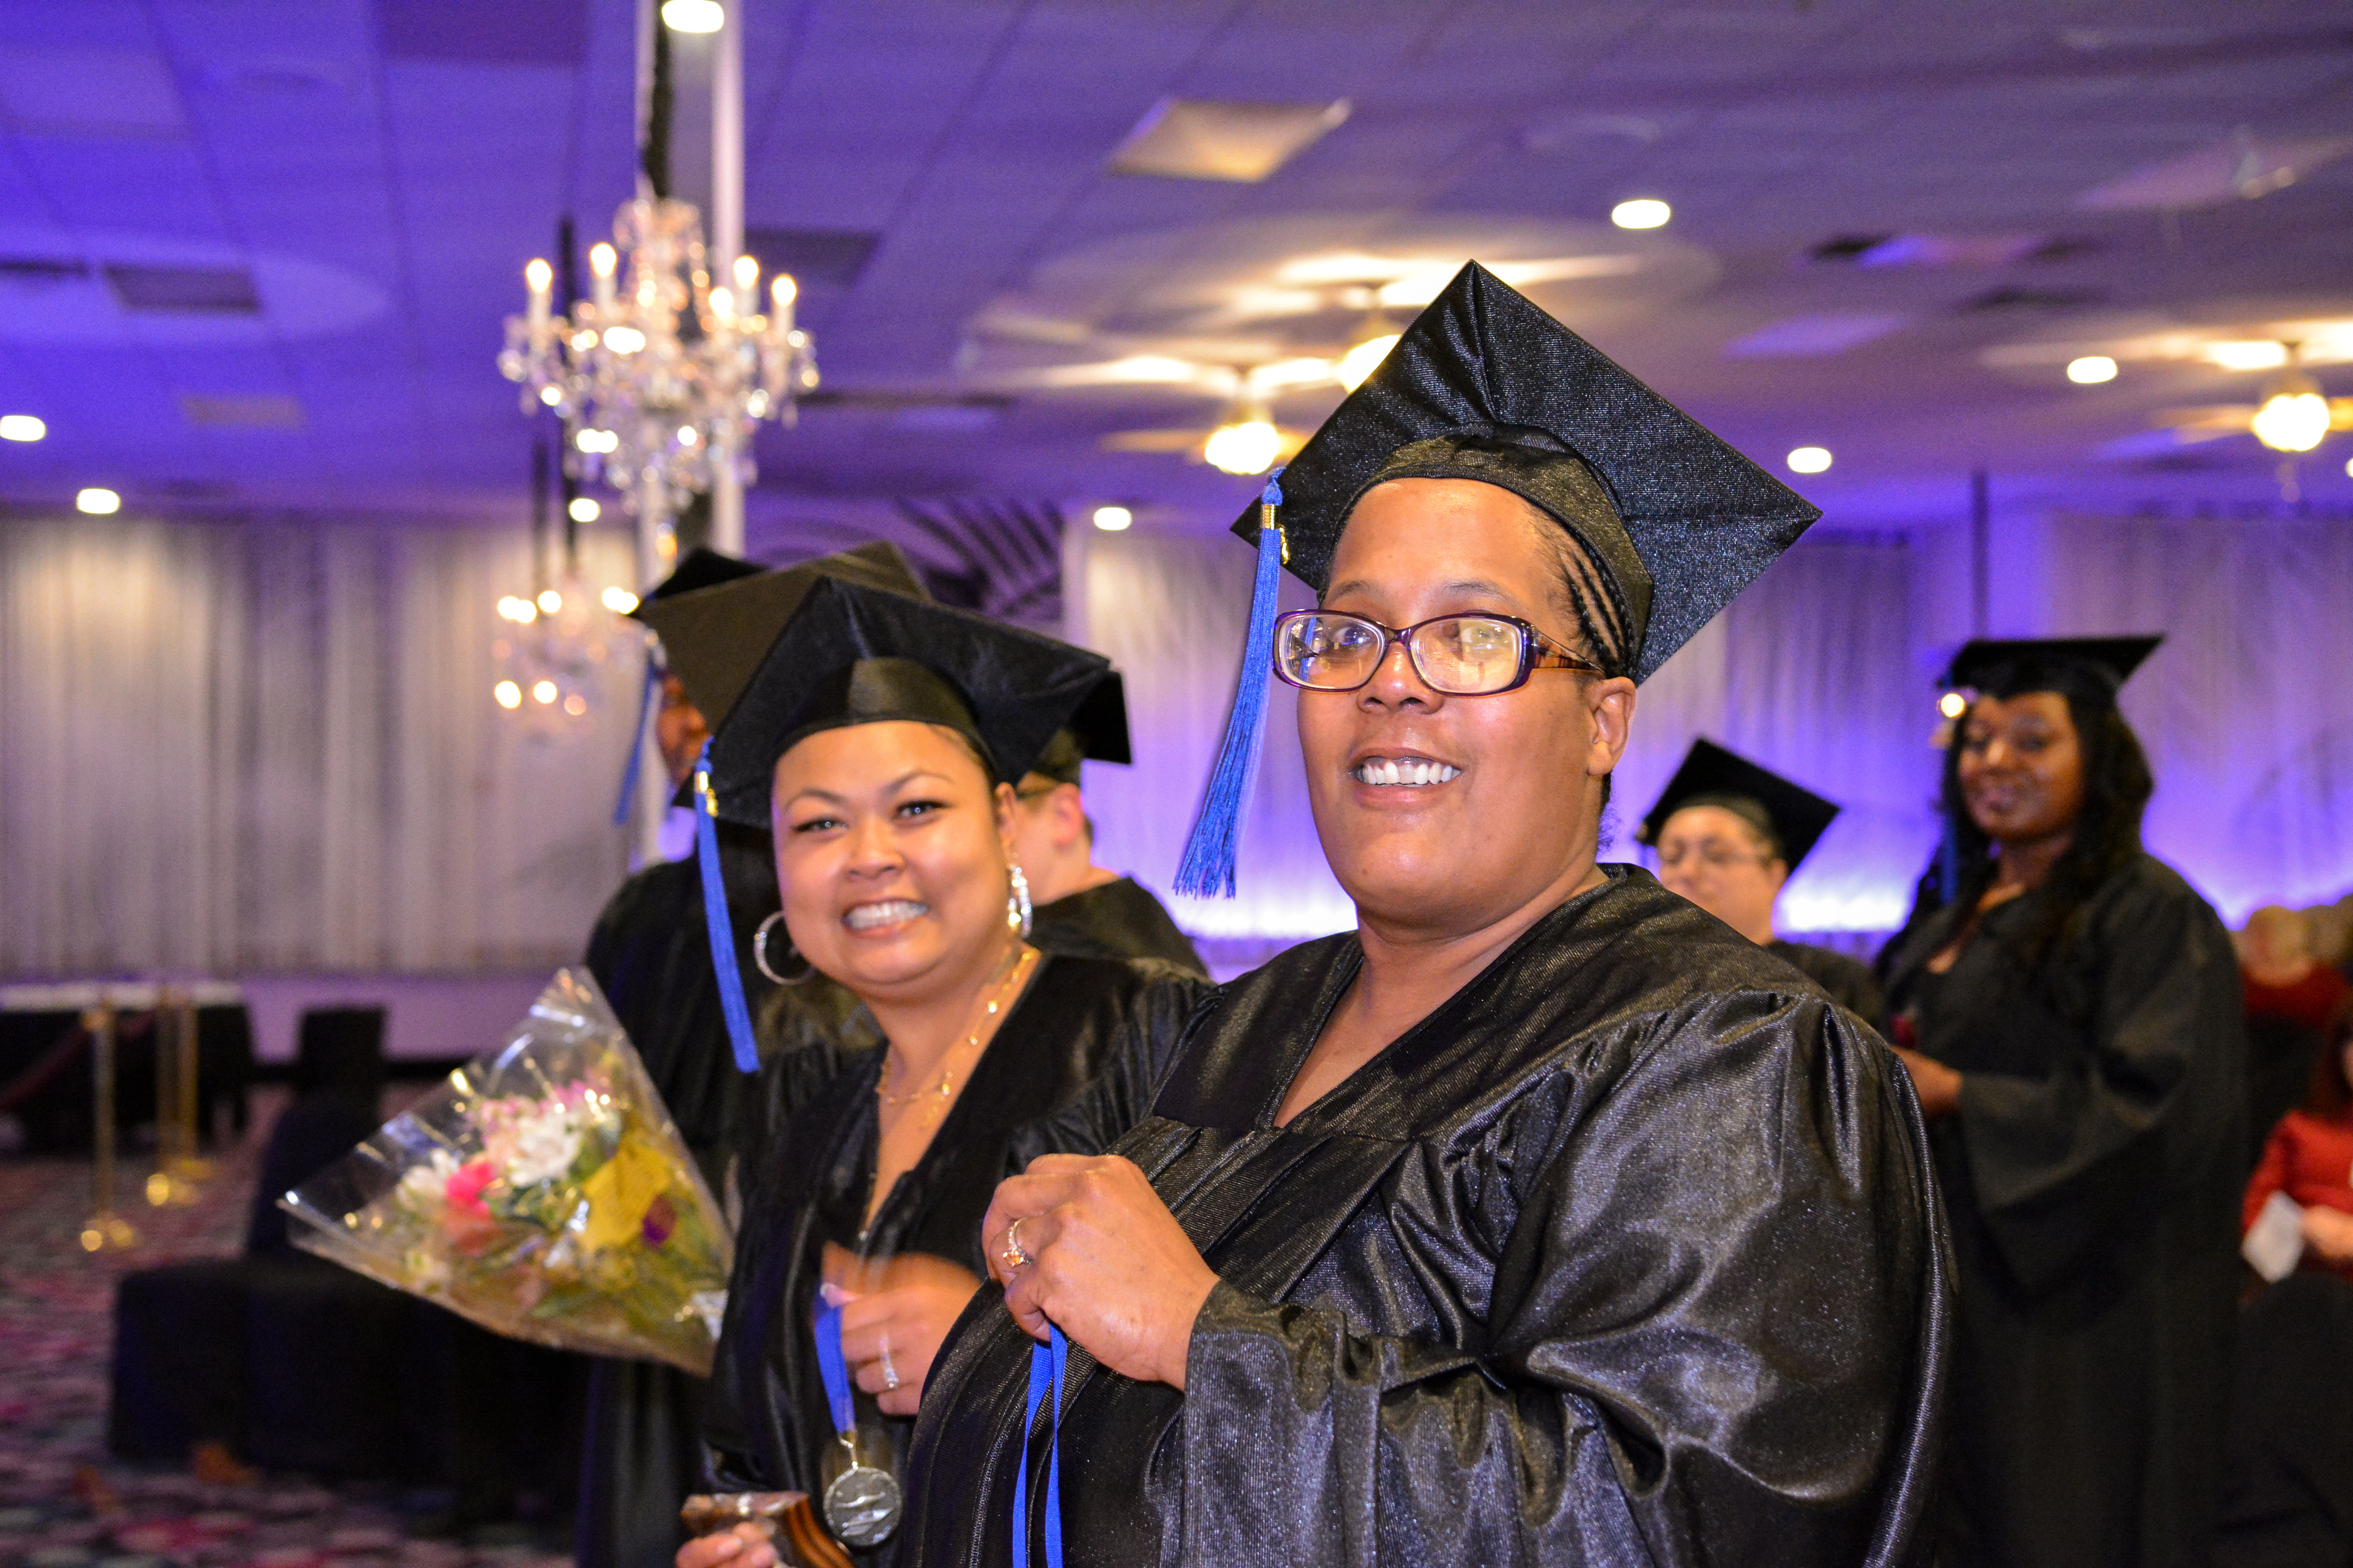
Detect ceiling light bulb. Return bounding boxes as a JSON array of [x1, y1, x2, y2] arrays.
[[1335, 333, 1401, 392], [531, 679, 559, 705], [1092, 505, 1133, 532], [562, 693, 588, 717], [601, 325, 645, 354], [494, 681, 523, 709], [575, 428, 616, 454], [1205, 419, 1283, 476], [589, 243, 617, 279], [568, 497, 601, 523], [538, 385, 563, 406], [1611, 198, 1672, 230], [2252, 373, 2330, 454], [710, 286, 734, 320], [661, 0, 725, 32], [76, 487, 121, 515], [1786, 446, 1833, 474], [601, 586, 640, 614], [1, 414, 46, 442], [1938, 691, 1969, 720], [537, 589, 563, 615], [524, 258, 552, 293], [2202, 340, 2291, 372], [2066, 355, 2118, 385], [732, 255, 760, 291], [771, 275, 798, 307]]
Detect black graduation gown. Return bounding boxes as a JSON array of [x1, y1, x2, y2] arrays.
[[907, 867, 1949, 1567], [1031, 876, 1206, 976], [704, 955, 1211, 1567], [578, 824, 781, 1568], [1771, 937, 1887, 1030], [1880, 852, 2247, 1568]]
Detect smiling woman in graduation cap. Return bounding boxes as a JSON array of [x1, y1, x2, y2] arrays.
[[1877, 637, 2246, 1568], [673, 580, 1211, 1567], [1640, 737, 1886, 1024], [901, 263, 1947, 1568]]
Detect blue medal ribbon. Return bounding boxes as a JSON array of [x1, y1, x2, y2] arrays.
[[693, 740, 762, 1074], [1012, 1327, 1068, 1568], [814, 1302, 858, 1436]]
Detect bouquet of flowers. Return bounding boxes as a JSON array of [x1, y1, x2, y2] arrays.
[[280, 968, 733, 1375]]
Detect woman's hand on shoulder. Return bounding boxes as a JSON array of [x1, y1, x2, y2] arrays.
[[826, 1256, 985, 1417], [2301, 1205, 2353, 1264], [982, 1153, 1219, 1391], [675, 1524, 776, 1568]]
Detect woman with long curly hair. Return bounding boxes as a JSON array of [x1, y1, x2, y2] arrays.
[[1879, 636, 2247, 1568]]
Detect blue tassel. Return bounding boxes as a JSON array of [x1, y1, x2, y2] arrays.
[[1175, 469, 1284, 899], [611, 658, 661, 827], [693, 740, 763, 1074]]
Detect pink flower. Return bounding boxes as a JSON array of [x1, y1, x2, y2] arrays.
[[444, 1160, 496, 1215]]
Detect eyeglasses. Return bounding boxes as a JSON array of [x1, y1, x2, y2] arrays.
[[1272, 609, 1600, 696]]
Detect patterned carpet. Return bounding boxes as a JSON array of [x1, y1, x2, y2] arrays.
[[0, 1098, 572, 1568]]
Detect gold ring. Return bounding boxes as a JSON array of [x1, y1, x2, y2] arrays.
[[1000, 1216, 1031, 1272]]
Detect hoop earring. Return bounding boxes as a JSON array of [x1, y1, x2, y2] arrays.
[[1007, 864, 1034, 941], [752, 911, 817, 986]]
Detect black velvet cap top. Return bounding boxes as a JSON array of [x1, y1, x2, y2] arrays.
[[1940, 635, 2161, 700], [1636, 737, 1841, 870], [1067, 672, 1133, 765], [703, 576, 1113, 826], [635, 542, 926, 730], [628, 545, 764, 619], [1230, 261, 1819, 683]]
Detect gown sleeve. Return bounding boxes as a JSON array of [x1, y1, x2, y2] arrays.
[[1952, 870, 2245, 1295], [1172, 994, 1943, 1568]]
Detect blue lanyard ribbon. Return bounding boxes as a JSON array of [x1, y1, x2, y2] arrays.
[[693, 741, 761, 1074], [1012, 1327, 1067, 1568], [813, 1302, 858, 1436], [611, 658, 661, 827]]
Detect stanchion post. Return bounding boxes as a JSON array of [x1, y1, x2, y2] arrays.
[[82, 999, 138, 1251]]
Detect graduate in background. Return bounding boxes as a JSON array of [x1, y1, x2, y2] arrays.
[[1639, 737, 1884, 1024], [581, 544, 926, 1568], [904, 263, 1944, 1567], [1878, 635, 2246, 1568], [1005, 676, 1204, 976]]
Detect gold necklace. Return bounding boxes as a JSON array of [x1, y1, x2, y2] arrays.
[[877, 944, 1038, 1109]]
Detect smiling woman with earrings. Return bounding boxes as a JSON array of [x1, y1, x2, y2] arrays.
[[667, 579, 1209, 1568]]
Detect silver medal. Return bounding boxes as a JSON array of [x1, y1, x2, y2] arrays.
[[821, 1430, 903, 1548]]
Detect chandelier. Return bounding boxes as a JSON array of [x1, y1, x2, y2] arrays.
[[498, 197, 817, 535]]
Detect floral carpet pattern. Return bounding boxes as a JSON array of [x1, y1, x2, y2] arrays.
[[0, 1103, 570, 1568]]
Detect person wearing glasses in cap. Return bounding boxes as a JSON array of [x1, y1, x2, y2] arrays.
[[904, 264, 1946, 1567], [581, 544, 930, 1568], [1003, 676, 1204, 976], [1640, 737, 1885, 1026], [667, 578, 1211, 1568], [1877, 638, 2246, 1568]]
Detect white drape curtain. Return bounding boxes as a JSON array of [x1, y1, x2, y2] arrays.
[[1, 516, 637, 976], [2039, 512, 2353, 921]]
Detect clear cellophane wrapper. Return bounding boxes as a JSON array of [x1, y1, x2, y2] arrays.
[[280, 968, 734, 1376]]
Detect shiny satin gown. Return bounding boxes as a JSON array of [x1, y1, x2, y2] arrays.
[[907, 868, 1949, 1567], [704, 954, 1211, 1567]]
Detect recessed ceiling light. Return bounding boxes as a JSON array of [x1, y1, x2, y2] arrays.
[[1108, 97, 1350, 183], [2202, 340, 2290, 372], [1204, 420, 1282, 475], [76, 487, 121, 514], [1611, 198, 1671, 230], [0, 414, 44, 442], [568, 497, 601, 523], [2067, 356, 2119, 384], [1091, 505, 1133, 532], [1786, 446, 1832, 474], [661, 0, 725, 33]]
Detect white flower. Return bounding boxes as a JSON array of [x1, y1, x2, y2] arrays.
[[397, 1149, 458, 1210]]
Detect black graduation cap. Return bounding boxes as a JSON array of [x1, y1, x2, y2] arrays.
[[1176, 260, 1819, 896], [700, 576, 1113, 828], [1067, 671, 1132, 766], [635, 541, 927, 730], [1636, 739, 1841, 871], [629, 545, 763, 620], [1939, 635, 2161, 698]]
